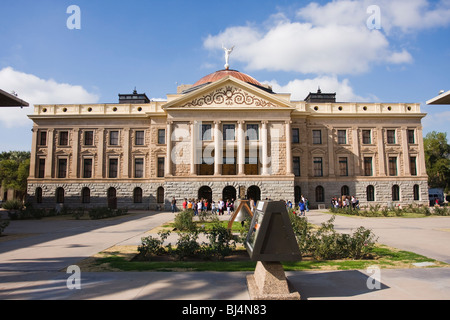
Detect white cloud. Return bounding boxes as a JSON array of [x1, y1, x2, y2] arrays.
[[204, 0, 450, 75], [0, 67, 99, 127], [265, 75, 372, 102]]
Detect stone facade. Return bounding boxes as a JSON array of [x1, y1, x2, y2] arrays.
[[27, 70, 429, 210]]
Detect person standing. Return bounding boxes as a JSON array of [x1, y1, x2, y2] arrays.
[[171, 197, 177, 213], [299, 200, 306, 216]]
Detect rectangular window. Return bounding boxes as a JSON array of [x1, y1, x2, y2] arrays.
[[387, 130, 396, 144], [39, 131, 47, 146], [410, 157, 417, 176], [408, 130, 415, 144], [83, 159, 93, 178], [312, 130, 322, 144], [339, 157, 348, 176], [110, 131, 119, 146], [362, 130, 371, 144], [109, 159, 118, 178], [313, 157, 323, 177], [38, 159, 45, 178], [337, 130, 347, 144], [389, 157, 398, 176], [135, 131, 145, 146], [84, 131, 94, 146], [246, 124, 259, 141], [157, 157, 165, 177], [293, 157, 300, 176], [135, 158, 144, 178], [364, 157, 373, 176], [158, 129, 166, 144], [59, 131, 69, 146], [292, 128, 300, 143], [223, 124, 235, 141], [58, 159, 67, 178], [200, 124, 212, 141]]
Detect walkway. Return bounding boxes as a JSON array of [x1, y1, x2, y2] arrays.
[[0, 209, 449, 300]]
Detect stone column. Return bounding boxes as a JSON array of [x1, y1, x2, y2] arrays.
[[45, 129, 54, 178], [72, 128, 80, 178], [401, 127, 410, 176], [238, 121, 245, 175], [285, 121, 293, 175], [29, 127, 38, 178], [417, 126, 426, 176], [352, 127, 360, 176], [327, 127, 335, 177], [214, 120, 222, 175], [123, 128, 130, 178], [166, 121, 173, 176], [261, 121, 269, 176], [377, 128, 386, 176], [190, 121, 197, 175], [97, 129, 105, 179]]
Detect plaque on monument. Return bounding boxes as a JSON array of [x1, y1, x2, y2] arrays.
[[245, 200, 301, 262]]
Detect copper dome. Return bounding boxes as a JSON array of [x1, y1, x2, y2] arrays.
[[193, 69, 263, 87]]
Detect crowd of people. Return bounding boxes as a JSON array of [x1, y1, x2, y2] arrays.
[[331, 195, 360, 209], [286, 195, 310, 216], [178, 198, 236, 216]]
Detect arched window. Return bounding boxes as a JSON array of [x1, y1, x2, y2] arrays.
[[341, 185, 350, 197], [81, 187, 90, 204], [134, 187, 143, 203], [56, 187, 65, 204], [367, 185, 375, 202], [392, 185, 400, 201], [315, 186, 324, 203], [294, 186, 301, 204], [413, 185, 420, 201], [157, 187, 164, 204], [36, 187, 43, 204]]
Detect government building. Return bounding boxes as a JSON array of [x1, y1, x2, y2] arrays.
[[27, 65, 429, 210]]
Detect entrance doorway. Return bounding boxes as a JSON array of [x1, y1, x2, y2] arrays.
[[247, 185, 261, 202], [107, 187, 117, 209], [222, 186, 236, 202], [198, 186, 213, 209]]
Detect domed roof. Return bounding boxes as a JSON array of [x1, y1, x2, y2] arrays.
[[193, 69, 263, 87]]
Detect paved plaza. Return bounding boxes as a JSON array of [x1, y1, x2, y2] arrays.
[[0, 209, 450, 300]]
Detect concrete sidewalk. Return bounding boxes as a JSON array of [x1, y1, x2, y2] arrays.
[[0, 209, 449, 300]]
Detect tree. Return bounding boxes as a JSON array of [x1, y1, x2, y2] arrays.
[[423, 131, 450, 192], [0, 151, 31, 200]]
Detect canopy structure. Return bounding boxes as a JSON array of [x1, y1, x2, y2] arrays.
[[427, 90, 450, 105], [0, 89, 29, 107]]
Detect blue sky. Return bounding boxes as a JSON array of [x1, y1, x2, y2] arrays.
[[0, 0, 449, 152]]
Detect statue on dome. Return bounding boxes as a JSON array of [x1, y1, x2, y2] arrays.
[[222, 44, 235, 70]]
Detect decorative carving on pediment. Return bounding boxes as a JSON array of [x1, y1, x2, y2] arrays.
[[181, 86, 277, 108]]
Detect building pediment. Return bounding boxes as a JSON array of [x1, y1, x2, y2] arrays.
[[162, 76, 295, 111]]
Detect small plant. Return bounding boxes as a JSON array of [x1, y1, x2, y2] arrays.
[[137, 231, 171, 260], [170, 230, 201, 261], [0, 220, 9, 236], [2, 199, 23, 211], [173, 209, 197, 231]]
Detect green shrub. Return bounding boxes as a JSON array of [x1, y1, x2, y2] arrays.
[[170, 230, 201, 260], [137, 231, 171, 260], [2, 199, 23, 210], [0, 220, 9, 236], [203, 220, 236, 260], [173, 209, 197, 231], [290, 215, 378, 261]]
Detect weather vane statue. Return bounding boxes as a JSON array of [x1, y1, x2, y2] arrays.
[[222, 44, 235, 70]]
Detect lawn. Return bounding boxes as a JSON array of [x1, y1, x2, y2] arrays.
[[76, 244, 448, 272]]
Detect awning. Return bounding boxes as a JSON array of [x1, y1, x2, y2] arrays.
[[427, 90, 450, 105], [0, 89, 29, 107]]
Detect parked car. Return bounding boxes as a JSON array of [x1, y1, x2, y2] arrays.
[[429, 188, 444, 206]]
